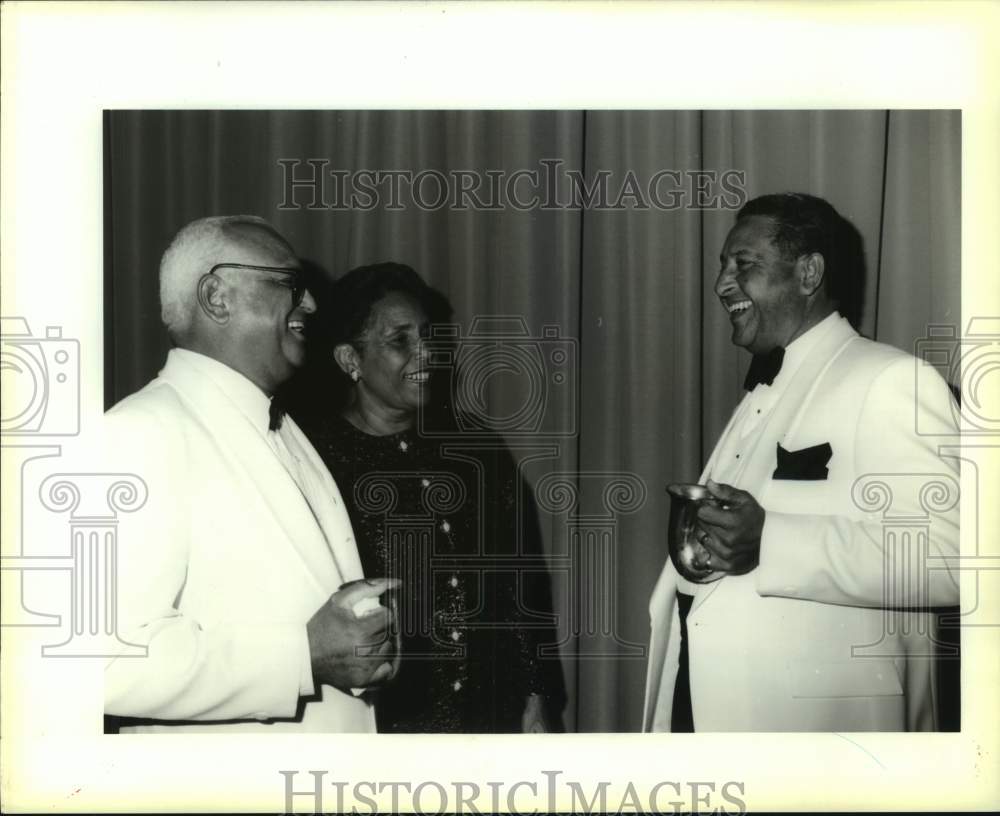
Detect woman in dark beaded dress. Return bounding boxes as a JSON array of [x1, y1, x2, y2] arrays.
[[297, 262, 564, 733]]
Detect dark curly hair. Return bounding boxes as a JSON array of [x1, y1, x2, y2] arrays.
[[328, 261, 452, 349], [282, 261, 453, 424], [736, 192, 866, 327]]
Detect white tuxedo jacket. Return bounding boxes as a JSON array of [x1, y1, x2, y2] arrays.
[[644, 316, 960, 732], [103, 350, 375, 732]]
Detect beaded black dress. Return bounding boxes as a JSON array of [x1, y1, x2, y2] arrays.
[[306, 415, 564, 733]]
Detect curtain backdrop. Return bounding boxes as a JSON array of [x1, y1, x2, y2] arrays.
[[104, 109, 960, 732]]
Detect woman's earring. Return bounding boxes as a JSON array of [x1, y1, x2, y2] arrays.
[[350, 370, 360, 383]]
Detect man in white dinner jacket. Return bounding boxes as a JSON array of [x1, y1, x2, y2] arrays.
[[104, 215, 396, 732], [644, 193, 960, 732]]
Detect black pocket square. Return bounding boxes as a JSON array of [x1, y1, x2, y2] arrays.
[[773, 442, 833, 481]]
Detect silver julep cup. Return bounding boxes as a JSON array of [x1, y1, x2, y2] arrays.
[[666, 483, 725, 584]]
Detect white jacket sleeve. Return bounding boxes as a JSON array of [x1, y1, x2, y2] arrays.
[[102, 404, 312, 721], [755, 357, 960, 609]]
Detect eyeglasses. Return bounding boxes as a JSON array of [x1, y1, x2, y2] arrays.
[[207, 262, 306, 309]]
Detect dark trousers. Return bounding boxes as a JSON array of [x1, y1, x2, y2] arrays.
[[671, 591, 695, 732]]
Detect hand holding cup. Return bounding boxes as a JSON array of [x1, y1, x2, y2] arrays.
[[307, 577, 401, 691]]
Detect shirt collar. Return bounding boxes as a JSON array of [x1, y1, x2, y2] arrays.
[[169, 348, 273, 435]]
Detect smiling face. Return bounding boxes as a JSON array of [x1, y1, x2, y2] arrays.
[[221, 227, 315, 394], [715, 215, 813, 354], [352, 291, 431, 420]]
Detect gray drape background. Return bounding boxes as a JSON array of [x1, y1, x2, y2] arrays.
[[104, 109, 960, 732]]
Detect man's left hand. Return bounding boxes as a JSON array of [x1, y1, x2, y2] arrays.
[[696, 480, 765, 576]]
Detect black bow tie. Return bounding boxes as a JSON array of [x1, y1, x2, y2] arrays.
[[268, 395, 285, 431], [743, 346, 786, 391]]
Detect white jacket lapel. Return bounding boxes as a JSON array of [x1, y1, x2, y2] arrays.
[[746, 318, 858, 505], [281, 416, 365, 585], [159, 355, 343, 594]]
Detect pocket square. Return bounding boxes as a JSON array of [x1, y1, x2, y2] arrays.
[[773, 442, 832, 481]]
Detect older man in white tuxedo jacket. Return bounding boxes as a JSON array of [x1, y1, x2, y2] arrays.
[[644, 193, 960, 732], [104, 216, 396, 732]]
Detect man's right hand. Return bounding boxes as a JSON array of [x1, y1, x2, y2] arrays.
[[307, 578, 400, 692]]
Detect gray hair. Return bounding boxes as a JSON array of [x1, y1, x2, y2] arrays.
[[158, 215, 289, 338]]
